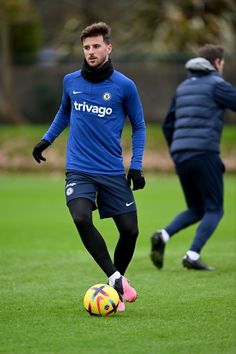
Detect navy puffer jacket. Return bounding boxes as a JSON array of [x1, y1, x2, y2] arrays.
[[163, 58, 236, 154]]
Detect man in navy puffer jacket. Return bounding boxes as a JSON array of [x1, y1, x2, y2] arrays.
[[151, 44, 236, 270]]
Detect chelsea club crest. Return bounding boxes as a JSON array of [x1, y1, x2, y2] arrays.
[[103, 92, 111, 101]]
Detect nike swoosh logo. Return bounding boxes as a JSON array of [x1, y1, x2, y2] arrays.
[[126, 201, 135, 207], [73, 90, 83, 94]]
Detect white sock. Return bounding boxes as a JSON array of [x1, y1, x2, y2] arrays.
[[108, 271, 121, 286], [186, 250, 200, 261], [161, 229, 170, 243]]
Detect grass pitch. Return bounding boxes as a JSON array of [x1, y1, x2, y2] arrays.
[[0, 174, 235, 354]]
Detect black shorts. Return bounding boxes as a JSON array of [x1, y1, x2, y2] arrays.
[[175, 154, 225, 212], [65, 171, 136, 218]]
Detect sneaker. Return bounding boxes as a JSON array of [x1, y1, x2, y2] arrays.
[[117, 299, 125, 312], [150, 231, 166, 269], [182, 254, 215, 271], [114, 276, 137, 302]]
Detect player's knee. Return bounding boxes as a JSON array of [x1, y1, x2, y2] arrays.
[[205, 207, 224, 221], [72, 212, 91, 227], [68, 199, 92, 227], [125, 225, 139, 241]]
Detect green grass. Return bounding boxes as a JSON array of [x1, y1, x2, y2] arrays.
[[0, 174, 235, 354]]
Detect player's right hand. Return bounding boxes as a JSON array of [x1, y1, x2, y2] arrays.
[[32, 139, 51, 163], [127, 169, 146, 191]]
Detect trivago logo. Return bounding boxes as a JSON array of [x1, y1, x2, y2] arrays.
[[73, 101, 112, 118]]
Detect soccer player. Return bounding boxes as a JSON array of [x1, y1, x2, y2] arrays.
[[150, 44, 236, 271], [32, 22, 146, 311]]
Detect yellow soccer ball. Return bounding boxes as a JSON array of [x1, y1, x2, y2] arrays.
[[84, 283, 119, 316]]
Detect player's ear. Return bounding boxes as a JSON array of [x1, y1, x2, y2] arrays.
[[214, 58, 221, 70], [214, 58, 224, 74], [107, 43, 112, 55]]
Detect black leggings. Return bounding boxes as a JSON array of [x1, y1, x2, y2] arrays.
[[68, 198, 139, 277]]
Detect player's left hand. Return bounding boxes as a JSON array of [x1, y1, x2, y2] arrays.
[[127, 169, 145, 191]]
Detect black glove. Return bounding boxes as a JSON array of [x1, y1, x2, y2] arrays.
[[127, 169, 145, 191], [32, 139, 51, 163]]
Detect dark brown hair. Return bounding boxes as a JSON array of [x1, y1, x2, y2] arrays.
[[197, 44, 224, 65], [80, 22, 111, 44]]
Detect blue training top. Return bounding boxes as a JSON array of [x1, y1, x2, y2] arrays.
[[43, 69, 146, 174]]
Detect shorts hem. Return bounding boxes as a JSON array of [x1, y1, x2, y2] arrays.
[[66, 196, 97, 210]]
